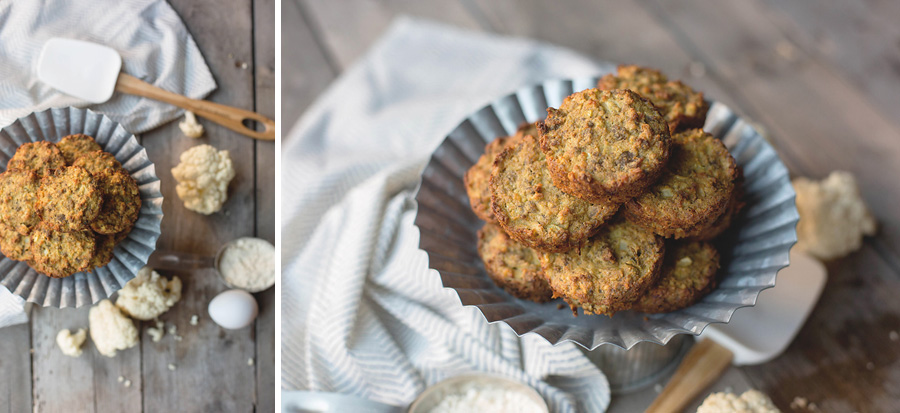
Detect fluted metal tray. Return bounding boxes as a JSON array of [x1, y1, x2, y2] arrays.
[[413, 76, 798, 350], [0, 108, 163, 308]]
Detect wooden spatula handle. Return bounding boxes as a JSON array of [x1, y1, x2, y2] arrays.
[[115, 73, 275, 141], [646, 339, 734, 413]]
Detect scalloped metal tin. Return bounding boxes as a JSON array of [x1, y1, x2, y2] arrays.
[[0, 107, 163, 308], [413, 76, 798, 352]]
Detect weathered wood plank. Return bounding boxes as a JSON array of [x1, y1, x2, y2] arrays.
[[299, 0, 485, 70], [140, 0, 258, 410], [0, 322, 32, 413], [254, 0, 276, 410], [281, 0, 336, 135], [31, 306, 141, 413]]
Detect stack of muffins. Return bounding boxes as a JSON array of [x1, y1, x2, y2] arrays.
[[0, 134, 141, 278], [464, 66, 743, 316]]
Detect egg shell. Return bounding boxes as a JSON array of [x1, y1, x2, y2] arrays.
[[208, 289, 258, 330]]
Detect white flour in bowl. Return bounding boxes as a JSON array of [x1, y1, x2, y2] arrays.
[[428, 381, 545, 413], [218, 237, 275, 292]]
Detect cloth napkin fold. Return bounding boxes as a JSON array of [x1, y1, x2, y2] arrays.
[[0, 0, 216, 328], [282, 17, 615, 412]]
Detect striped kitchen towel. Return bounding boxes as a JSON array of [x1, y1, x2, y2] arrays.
[[0, 0, 216, 133], [282, 18, 611, 412]]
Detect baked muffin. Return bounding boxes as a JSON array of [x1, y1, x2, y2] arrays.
[[30, 226, 95, 278], [57, 134, 102, 165], [38, 166, 102, 232], [464, 123, 535, 222], [538, 88, 671, 203], [73, 150, 122, 175], [631, 240, 719, 313], [0, 223, 33, 262], [490, 134, 619, 252], [477, 222, 553, 302], [0, 169, 41, 234], [540, 217, 665, 316], [598, 65, 709, 133], [7, 141, 65, 176], [91, 169, 142, 234], [692, 168, 745, 241], [624, 129, 737, 239]]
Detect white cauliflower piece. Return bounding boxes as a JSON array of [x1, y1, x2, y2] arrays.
[[56, 328, 87, 357], [115, 266, 182, 320], [793, 171, 876, 260], [697, 390, 780, 413], [89, 300, 138, 358], [171, 144, 235, 215], [178, 111, 204, 139]]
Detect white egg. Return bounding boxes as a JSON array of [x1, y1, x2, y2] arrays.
[[208, 289, 259, 330]]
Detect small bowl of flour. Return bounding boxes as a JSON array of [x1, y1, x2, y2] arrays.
[[215, 237, 275, 293], [408, 374, 548, 413]]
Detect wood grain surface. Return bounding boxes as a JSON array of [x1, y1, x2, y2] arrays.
[[0, 0, 275, 411], [282, 0, 900, 411]]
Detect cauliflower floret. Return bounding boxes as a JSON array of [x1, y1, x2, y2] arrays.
[[697, 390, 780, 413], [171, 144, 235, 215], [116, 266, 182, 320], [89, 300, 138, 358], [178, 111, 204, 139], [793, 171, 876, 260], [56, 328, 87, 357]]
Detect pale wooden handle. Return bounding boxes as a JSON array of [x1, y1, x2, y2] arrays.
[[115, 73, 275, 141], [646, 339, 734, 413]]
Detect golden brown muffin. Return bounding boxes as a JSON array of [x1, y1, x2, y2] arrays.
[[0, 169, 41, 235], [73, 150, 122, 175], [540, 217, 665, 316], [113, 226, 132, 243], [538, 88, 671, 203], [490, 134, 619, 252], [30, 226, 95, 278], [624, 129, 737, 239], [7, 141, 65, 176], [477, 222, 553, 302], [0, 223, 32, 261], [57, 134, 102, 165], [38, 166, 102, 232], [87, 233, 117, 272], [464, 125, 534, 222], [631, 240, 719, 313], [598, 65, 709, 133], [692, 168, 745, 241], [91, 169, 142, 234]]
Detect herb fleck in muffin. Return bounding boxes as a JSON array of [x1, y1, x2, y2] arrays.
[[464, 124, 534, 222], [598, 65, 709, 133], [631, 241, 719, 313], [491, 134, 619, 252], [0, 223, 33, 262], [30, 226, 95, 278], [0, 169, 41, 234], [73, 150, 122, 175], [38, 166, 102, 232], [57, 134, 102, 165], [477, 222, 553, 302], [91, 169, 142, 234], [7, 141, 65, 176], [624, 129, 737, 239], [538, 88, 671, 203], [540, 217, 665, 316]]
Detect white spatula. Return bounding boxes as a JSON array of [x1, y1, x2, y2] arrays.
[[37, 38, 275, 141], [647, 250, 827, 412]]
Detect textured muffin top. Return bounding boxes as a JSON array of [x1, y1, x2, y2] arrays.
[[540, 217, 665, 316], [477, 222, 553, 302], [538, 88, 671, 202], [490, 134, 619, 252], [598, 65, 709, 133], [464, 124, 535, 222], [631, 240, 719, 314]]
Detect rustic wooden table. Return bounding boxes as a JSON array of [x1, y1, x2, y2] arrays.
[[0, 1, 275, 412], [283, 0, 900, 411]]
